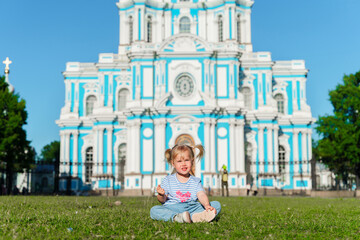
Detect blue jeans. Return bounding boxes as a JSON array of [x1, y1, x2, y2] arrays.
[[150, 201, 221, 222]]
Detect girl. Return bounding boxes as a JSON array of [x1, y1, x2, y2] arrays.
[[150, 144, 221, 223]]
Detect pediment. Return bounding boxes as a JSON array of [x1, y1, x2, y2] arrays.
[[83, 82, 99, 89], [115, 73, 131, 82], [159, 34, 212, 53]]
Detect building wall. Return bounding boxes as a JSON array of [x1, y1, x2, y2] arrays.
[[57, 0, 313, 193]]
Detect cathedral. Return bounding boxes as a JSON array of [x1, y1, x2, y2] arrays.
[[56, 0, 314, 195]]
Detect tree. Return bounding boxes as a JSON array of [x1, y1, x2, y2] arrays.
[[40, 141, 60, 193], [40, 141, 60, 163], [0, 76, 35, 194], [316, 71, 360, 189]]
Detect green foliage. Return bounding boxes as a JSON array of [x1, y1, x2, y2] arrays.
[[40, 141, 60, 163], [0, 76, 35, 192], [316, 71, 360, 182], [0, 196, 360, 239]]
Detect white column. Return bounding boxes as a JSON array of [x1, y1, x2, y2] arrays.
[[99, 74, 105, 107], [135, 63, 141, 100], [60, 132, 65, 174], [65, 133, 70, 175], [154, 119, 166, 173], [93, 128, 99, 176], [65, 82, 71, 110], [224, 6, 230, 40], [307, 130, 312, 174], [237, 120, 245, 173], [204, 119, 211, 172], [293, 130, 299, 174], [74, 83, 79, 113], [267, 126, 273, 174], [258, 126, 264, 174], [210, 120, 216, 173], [107, 127, 113, 175], [301, 131, 307, 174], [140, 7, 145, 41], [273, 126, 279, 174], [210, 63, 215, 99], [73, 131, 79, 177], [108, 74, 114, 109], [99, 128, 104, 174], [133, 120, 141, 173], [229, 63, 235, 99], [231, 7, 236, 40], [160, 61, 166, 97], [204, 60, 210, 96], [134, 7, 140, 41], [229, 119, 236, 172], [126, 122, 133, 174]]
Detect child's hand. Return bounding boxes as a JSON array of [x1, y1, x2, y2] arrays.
[[205, 205, 216, 214], [157, 185, 165, 196]]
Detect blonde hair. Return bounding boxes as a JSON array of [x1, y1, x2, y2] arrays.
[[165, 144, 204, 175]]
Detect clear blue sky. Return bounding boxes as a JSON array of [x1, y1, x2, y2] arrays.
[[0, 0, 359, 154]]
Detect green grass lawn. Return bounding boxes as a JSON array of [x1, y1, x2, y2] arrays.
[[0, 196, 360, 239]]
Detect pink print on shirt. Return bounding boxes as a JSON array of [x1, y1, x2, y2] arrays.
[[176, 191, 191, 202]]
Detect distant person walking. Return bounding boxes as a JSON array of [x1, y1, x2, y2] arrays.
[[221, 165, 229, 197], [246, 183, 251, 196], [252, 184, 258, 196]]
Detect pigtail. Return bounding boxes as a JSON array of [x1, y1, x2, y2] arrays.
[[194, 144, 204, 161], [165, 148, 172, 164]]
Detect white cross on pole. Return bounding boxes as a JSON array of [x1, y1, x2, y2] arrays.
[[2, 57, 14, 92], [3, 57, 12, 71]]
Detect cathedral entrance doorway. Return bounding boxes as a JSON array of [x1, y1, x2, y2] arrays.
[[175, 134, 196, 176]]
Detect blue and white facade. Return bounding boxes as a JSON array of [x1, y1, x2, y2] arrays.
[[56, 0, 314, 194]]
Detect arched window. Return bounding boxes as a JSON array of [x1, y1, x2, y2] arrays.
[[218, 15, 223, 42], [129, 16, 133, 44], [275, 94, 285, 114], [179, 17, 191, 33], [237, 14, 241, 43], [118, 89, 130, 111], [86, 95, 96, 116], [147, 16, 152, 43], [279, 146, 286, 176], [118, 143, 126, 186], [242, 87, 252, 110], [85, 147, 93, 184]]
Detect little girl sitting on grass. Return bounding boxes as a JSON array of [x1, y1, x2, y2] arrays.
[[150, 144, 221, 223]]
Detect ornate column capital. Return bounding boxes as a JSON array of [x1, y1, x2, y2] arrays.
[[154, 118, 167, 126], [72, 130, 79, 136], [293, 129, 300, 135], [229, 118, 237, 126], [204, 118, 212, 125], [105, 125, 114, 132], [236, 119, 245, 126]]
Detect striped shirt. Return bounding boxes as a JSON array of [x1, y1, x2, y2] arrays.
[[161, 173, 205, 205]]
